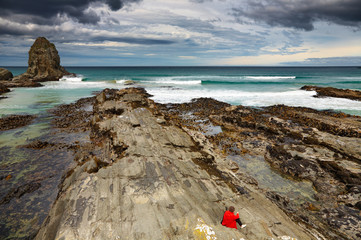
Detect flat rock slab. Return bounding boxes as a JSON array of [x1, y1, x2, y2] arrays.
[[36, 88, 317, 240]]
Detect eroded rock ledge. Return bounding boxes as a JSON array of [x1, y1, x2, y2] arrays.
[[301, 85, 361, 101], [159, 99, 361, 240], [36, 88, 318, 240]]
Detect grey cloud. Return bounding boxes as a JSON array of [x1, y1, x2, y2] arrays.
[[75, 10, 101, 24], [0, 19, 176, 47], [91, 36, 176, 45], [232, 0, 361, 31], [106, 0, 124, 11], [283, 56, 361, 66], [0, 0, 141, 25]]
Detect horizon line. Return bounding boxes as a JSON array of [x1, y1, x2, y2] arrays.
[[2, 65, 361, 68]]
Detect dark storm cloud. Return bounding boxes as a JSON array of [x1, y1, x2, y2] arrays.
[[232, 0, 361, 31], [0, 0, 141, 25], [92, 36, 176, 45]]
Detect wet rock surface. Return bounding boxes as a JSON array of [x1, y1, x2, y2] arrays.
[[36, 88, 318, 240], [302, 85, 361, 101], [0, 181, 41, 205], [159, 99, 361, 239], [0, 115, 37, 131], [1, 80, 43, 89], [0, 96, 95, 239]]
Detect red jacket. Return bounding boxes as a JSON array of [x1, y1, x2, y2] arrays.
[[222, 210, 239, 229]]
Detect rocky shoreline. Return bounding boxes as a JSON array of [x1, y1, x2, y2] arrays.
[[159, 97, 361, 239], [1, 87, 360, 239], [28, 87, 358, 240], [301, 85, 361, 101], [0, 37, 72, 98]]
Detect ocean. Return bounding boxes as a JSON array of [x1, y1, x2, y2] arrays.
[[1, 66, 360, 238], [2, 66, 361, 116]]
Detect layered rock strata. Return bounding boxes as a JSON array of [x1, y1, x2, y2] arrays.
[[13, 37, 70, 82], [36, 88, 317, 240], [160, 100, 361, 240], [301, 85, 361, 101], [1, 37, 71, 92]]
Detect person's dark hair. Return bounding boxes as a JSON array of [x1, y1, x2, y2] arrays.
[[229, 206, 235, 212]]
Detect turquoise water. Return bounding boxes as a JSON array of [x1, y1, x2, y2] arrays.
[[2, 66, 361, 116]]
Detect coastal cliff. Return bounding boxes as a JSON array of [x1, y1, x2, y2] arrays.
[[36, 88, 319, 240]]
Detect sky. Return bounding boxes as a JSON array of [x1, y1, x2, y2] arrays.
[[0, 0, 360, 66]]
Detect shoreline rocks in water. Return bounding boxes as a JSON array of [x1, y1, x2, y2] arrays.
[[0, 83, 10, 95], [0, 114, 37, 131], [0, 68, 12, 97], [301, 85, 361, 101], [35, 88, 319, 240]]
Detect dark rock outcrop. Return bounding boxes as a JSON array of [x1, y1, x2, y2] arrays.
[[0, 115, 37, 131], [0, 68, 13, 80], [0, 83, 10, 95], [0, 181, 41, 205], [1, 80, 43, 89], [13, 37, 70, 83], [0, 68, 12, 97], [301, 85, 361, 101]]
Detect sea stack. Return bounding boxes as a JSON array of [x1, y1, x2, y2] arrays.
[[13, 37, 70, 82]]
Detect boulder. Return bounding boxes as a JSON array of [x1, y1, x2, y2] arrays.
[[0, 68, 13, 80], [13, 37, 71, 82]]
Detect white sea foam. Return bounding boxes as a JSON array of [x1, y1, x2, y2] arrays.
[[42, 75, 129, 89], [146, 88, 361, 114], [60, 75, 84, 82], [144, 77, 202, 85], [115, 79, 127, 84], [245, 76, 296, 80], [43, 80, 118, 90]]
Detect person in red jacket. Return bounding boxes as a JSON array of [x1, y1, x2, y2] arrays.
[[221, 206, 246, 229]]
